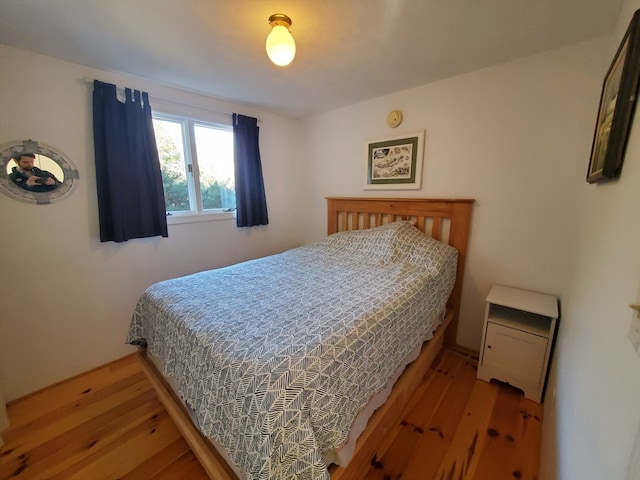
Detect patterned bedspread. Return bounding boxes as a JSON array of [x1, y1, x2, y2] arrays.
[[127, 221, 457, 479]]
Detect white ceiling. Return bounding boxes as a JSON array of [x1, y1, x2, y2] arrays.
[[0, 0, 624, 118]]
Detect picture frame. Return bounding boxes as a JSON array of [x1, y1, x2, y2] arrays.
[[365, 130, 424, 190], [587, 9, 640, 184]]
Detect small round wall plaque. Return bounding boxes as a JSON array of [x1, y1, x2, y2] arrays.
[[386, 110, 403, 128]]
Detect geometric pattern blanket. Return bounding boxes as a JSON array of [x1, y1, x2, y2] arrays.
[[127, 220, 457, 479]]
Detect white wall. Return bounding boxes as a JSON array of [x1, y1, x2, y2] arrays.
[[541, 1, 640, 479], [0, 45, 312, 401], [303, 8, 640, 477], [303, 36, 611, 352]]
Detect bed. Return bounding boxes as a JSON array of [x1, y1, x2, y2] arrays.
[[128, 197, 473, 480]]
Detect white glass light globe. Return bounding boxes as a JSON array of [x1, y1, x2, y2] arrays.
[[266, 25, 296, 66]]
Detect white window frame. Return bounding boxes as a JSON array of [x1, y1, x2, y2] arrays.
[[152, 112, 236, 225]]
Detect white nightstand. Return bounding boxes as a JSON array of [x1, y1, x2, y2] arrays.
[[477, 285, 559, 403]]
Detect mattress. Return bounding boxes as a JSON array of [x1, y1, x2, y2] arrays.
[[127, 220, 458, 480]]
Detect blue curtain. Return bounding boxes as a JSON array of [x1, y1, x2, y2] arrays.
[[233, 114, 269, 227], [93, 80, 168, 242]]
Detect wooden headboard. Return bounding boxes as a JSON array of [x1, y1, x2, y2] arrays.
[[326, 197, 474, 346]]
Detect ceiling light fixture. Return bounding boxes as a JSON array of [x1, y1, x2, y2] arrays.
[[266, 13, 296, 66]]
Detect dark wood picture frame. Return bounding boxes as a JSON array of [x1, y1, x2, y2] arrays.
[[587, 9, 640, 184], [365, 130, 424, 190]]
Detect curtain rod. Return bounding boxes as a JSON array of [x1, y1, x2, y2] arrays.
[[81, 77, 260, 121]]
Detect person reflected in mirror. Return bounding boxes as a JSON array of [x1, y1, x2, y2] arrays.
[[9, 153, 61, 191]]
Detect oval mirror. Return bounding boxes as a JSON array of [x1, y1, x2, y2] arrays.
[[0, 140, 79, 204]]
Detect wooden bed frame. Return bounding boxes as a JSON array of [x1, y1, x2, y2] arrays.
[[137, 196, 474, 480]]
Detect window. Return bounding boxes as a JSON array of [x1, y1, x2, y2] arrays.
[[152, 113, 235, 218]]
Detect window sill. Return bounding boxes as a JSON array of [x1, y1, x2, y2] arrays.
[[167, 211, 236, 225]]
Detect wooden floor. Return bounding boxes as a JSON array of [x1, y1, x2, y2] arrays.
[[0, 348, 542, 480]]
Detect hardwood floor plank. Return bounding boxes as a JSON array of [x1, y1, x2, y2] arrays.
[[2, 374, 152, 453], [0, 355, 208, 480], [51, 412, 182, 479], [432, 379, 499, 480], [5, 355, 140, 429], [473, 385, 543, 480], [119, 437, 194, 480], [360, 351, 465, 479], [511, 394, 544, 480], [150, 450, 210, 480], [398, 356, 478, 479], [1, 391, 163, 480]]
